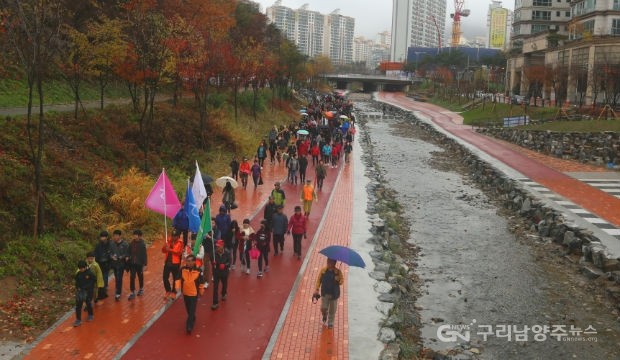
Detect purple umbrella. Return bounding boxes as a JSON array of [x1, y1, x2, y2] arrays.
[[318, 245, 365, 268]]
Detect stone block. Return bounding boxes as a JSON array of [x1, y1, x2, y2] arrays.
[[603, 259, 620, 272]]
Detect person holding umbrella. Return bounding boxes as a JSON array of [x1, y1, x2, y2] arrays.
[[313, 258, 343, 329]]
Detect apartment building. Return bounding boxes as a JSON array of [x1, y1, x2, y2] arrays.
[[265, 1, 354, 64], [507, 0, 620, 106], [391, 0, 447, 62]]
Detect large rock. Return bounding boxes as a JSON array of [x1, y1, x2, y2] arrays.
[[378, 327, 396, 343], [379, 343, 401, 360], [563, 231, 582, 253]]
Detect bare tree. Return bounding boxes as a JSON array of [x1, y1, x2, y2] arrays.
[[1, 0, 64, 237]]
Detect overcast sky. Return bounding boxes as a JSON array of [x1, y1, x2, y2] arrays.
[[254, 0, 514, 42]]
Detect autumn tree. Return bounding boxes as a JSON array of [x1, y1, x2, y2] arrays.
[[86, 17, 127, 109]]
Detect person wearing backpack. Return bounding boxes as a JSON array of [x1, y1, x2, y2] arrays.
[[287, 153, 300, 184], [173, 205, 189, 247], [94, 230, 111, 299], [287, 206, 307, 260]]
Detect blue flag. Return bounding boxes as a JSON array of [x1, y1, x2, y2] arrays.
[[185, 180, 201, 233]]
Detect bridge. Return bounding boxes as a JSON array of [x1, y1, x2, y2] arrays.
[[322, 74, 412, 92]]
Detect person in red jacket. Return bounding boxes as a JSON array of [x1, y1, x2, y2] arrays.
[[287, 206, 307, 260], [239, 157, 251, 189], [310, 143, 320, 166], [162, 230, 184, 300]]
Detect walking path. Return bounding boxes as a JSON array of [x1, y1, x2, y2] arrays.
[[377, 92, 620, 256], [22, 151, 355, 359]]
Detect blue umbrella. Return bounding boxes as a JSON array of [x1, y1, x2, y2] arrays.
[[318, 245, 365, 268]]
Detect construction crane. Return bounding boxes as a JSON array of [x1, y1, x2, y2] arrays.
[[450, 0, 470, 47], [430, 15, 442, 53]]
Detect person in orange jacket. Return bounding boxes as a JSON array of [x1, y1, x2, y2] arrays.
[[179, 254, 204, 334], [239, 157, 251, 189], [162, 230, 184, 300]]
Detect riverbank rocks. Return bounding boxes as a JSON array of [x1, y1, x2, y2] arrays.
[[476, 128, 620, 168]]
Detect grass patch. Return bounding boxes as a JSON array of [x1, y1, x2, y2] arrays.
[[427, 96, 620, 132], [0, 78, 130, 108]]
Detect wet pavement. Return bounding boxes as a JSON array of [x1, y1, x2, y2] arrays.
[[357, 99, 620, 359]]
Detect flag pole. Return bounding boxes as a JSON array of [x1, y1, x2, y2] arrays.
[[163, 168, 168, 244]]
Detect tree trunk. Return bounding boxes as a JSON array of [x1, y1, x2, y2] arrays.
[[35, 76, 45, 237]]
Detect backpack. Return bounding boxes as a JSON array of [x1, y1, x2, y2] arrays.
[[173, 209, 189, 230], [257, 233, 268, 247]]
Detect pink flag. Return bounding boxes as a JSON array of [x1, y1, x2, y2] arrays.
[[145, 169, 182, 219]]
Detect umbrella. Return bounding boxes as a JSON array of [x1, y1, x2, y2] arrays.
[[319, 245, 366, 268], [202, 173, 214, 184], [301, 112, 309, 117], [339, 115, 349, 119], [300, 108, 307, 113], [297, 129, 309, 136], [324, 111, 335, 119], [215, 176, 238, 188]]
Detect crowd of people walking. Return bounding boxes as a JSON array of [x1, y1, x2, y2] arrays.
[[74, 91, 355, 333]]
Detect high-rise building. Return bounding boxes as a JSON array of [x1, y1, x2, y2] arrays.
[[265, 2, 354, 64], [391, 0, 447, 62], [265, 1, 296, 42], [378, 31, 392, 47], [296, 5, 325, 58], [510, 0, 571, 47], [487, 1, 512, 50], [325, 9, 355, 65]]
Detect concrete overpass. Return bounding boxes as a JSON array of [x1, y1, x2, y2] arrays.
[[322, 74, 412, 92]]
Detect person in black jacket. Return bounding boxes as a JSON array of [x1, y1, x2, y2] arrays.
[[211, 240, 231, 310], [74, 260, 96, 327], [127, 229, 147, 300], [94, 230, 111, 299], [109, 229, 129, 301]]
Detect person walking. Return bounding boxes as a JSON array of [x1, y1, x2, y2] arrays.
[[255, 220, 270, 277], [180, 254, 204, 334], [239, 157, 251, 189], [300, 179, 317, 217], [310, 143, 320, 166], [251, 159, 262, 189], [229, 220, 241, 270], [313, 258, 344, 329], [215, 205, 232, 242], [256, 140, 268, 168], [271, 205, 288, 256], [172, 204, 190, 246], [287, 153, 300, 184], [240, 219, 256, 275], [74, 260, 96, 327], [298, 154, 308, 183], [263, 196, 277, 244], [229, 156, 240, 181], [222, 181, 236, 213], [270, 182, 286, 208], [343, 140, 352, 162], [211, 240, 231, 310], [93, 230, 111, 299], [109, 229, 129, 301], [85, 252, 104, 304], [287, 206, 307, 260], [127, 229, 147, 300], [315, 160, 327, 191], [162, 230, 184, 300]]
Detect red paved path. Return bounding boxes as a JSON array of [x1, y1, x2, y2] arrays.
[[378, 92, 620, 227], [122, 161, 346, 359]]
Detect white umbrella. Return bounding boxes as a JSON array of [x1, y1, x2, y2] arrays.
[[297, 129, 309, 136], [339, 115, 349, 119], [215, 176, 238, 188]]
